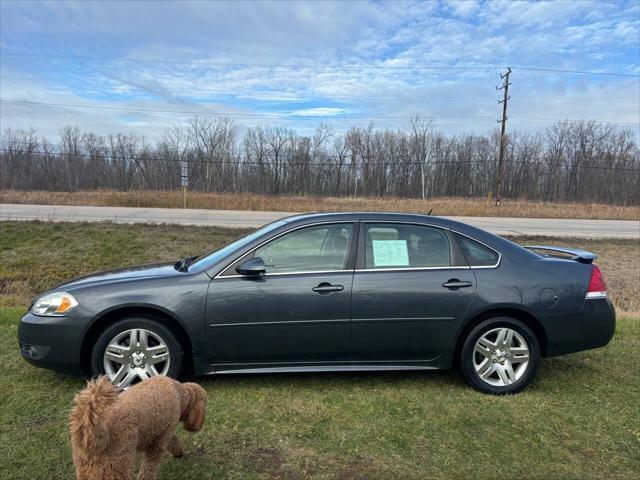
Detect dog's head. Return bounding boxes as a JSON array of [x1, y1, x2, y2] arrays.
[[180, 382, 207, 432]]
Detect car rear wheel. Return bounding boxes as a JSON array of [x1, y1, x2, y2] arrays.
[[460, 316, 540, 394], [90, 317, 183, 388]]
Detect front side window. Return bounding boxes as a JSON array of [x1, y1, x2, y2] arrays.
[[365, 224, 451, 269], [254, 224, 353, 273], [189, 219, 288, 272], [454, 233, 499, 266]]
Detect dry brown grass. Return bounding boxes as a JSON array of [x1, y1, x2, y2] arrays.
[[2, 189, 639, 220]]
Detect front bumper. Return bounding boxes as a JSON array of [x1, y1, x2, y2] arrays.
[[541, 298, 616, 357], [18, 312, 84, 373]]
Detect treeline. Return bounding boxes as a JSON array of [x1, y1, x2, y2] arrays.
[[1, 117, 638, 205]]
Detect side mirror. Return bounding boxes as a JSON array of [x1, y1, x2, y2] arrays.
[[235, 257, 266, 276]]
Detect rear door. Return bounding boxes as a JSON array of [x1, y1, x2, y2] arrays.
[[350, 222, 477, 362]]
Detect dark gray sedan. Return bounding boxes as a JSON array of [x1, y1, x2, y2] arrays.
[[19, 212, 615, 394]]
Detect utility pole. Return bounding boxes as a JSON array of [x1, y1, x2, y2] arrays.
[[495, 67, 511, 207]]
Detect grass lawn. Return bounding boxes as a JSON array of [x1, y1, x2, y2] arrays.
[[1, 222, 639, 479]]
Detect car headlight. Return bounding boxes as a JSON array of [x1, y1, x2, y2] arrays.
[[31, 292, 79, 316]]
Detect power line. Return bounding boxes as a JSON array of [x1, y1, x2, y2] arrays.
[[3, 76, 639, 108], [0, 76, 500, 103], [3, 147, 481, 163], [3, 99, 638, 127], [3, 51, 639, 77], [508, 118, 640, 127], [511, 66, 640, 78], [0, 99, 495, 121], [1, 149, 638, 173], [513, 98, 640, 107], [0, 77, 498, 103], [0, 52, 498, 72]]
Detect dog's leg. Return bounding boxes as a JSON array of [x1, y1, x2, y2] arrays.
[[167, 434, 184, 458], [102, 426, 138, 480], [137, 449, 164, 480]]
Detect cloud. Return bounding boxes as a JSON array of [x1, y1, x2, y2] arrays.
[[1, 0, 638, 140], [287, 107, 351, 117], [445, 0, 479, 18]]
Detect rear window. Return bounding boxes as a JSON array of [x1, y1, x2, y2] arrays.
[[455, 233, 499, 267]]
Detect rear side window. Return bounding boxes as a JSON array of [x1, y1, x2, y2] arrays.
[[365, 224, 451, 269], [455, 233, 499, 267]]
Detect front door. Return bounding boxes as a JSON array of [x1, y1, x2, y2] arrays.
[[350, 222, 477, 363], [206, 222, 356, 369]]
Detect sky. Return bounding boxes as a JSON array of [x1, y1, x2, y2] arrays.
[[1, 0, 639, 141]]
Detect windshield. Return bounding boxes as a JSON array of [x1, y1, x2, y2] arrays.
[[187, 219, 289, 272]]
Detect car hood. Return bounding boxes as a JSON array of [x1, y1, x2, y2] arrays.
[[54, 261, 182, 290]]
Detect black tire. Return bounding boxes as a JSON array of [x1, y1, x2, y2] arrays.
[[460, 316, 540, 395], [90, 317, 183, 384]]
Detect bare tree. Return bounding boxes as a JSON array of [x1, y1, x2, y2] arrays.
[[1, 119, 638, 205]]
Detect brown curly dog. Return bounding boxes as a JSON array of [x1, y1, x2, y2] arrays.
[[69, 375, 207, 480]]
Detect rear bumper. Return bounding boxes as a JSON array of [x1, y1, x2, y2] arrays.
[[541, 298, 616, 357], [18, 312, 83, 374]]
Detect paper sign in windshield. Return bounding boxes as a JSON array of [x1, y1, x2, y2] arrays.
[[372, 240, 409, 267]]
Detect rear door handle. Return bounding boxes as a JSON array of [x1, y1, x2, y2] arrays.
[[312, 283, 344, 293], [442, 279, 473, 289]]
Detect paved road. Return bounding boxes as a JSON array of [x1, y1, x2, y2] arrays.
[[1, 203, 638, 238]]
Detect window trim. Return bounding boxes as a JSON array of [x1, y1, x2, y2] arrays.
[[355, 265, 472, 273], [214, 221, 359, 279]]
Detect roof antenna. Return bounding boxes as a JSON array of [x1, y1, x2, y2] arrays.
[[427, 208, 433, 215]]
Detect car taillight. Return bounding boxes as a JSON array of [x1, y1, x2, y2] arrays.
[[586, 265, 607, 299]]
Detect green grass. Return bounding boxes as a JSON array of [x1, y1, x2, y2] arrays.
[[0, 221, 249, 308], [1, 308, 639, 479], [1, 222, 639, 479]]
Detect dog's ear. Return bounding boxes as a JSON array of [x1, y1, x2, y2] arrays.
[[182, 383, 207, 432]]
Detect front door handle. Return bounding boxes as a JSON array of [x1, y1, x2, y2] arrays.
[[442, 279, 473, 289], [312, 283, 344, 293]]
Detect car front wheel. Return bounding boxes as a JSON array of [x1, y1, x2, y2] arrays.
[[460, 316, 540, 394], [90, 317, 183, 389]]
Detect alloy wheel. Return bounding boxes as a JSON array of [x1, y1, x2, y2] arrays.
[[473, 327, 530, 387], [103, 328, 170, 388]]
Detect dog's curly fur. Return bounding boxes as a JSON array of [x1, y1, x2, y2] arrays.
[[69, 376, 207, 480]]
